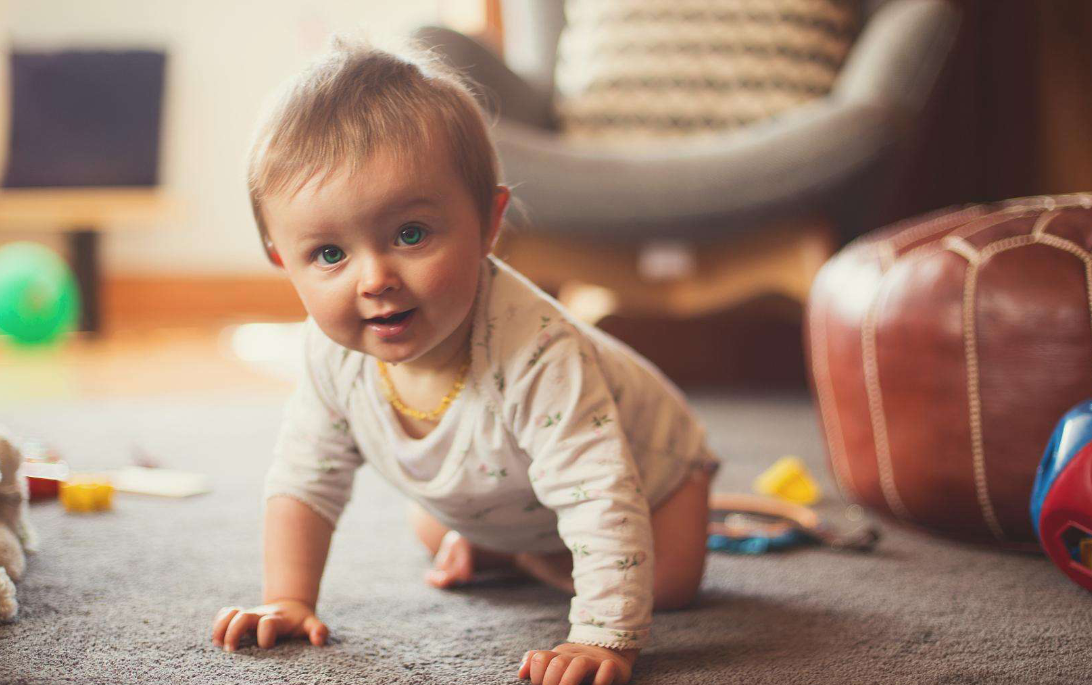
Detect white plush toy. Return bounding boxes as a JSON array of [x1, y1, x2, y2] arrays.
[[0, 431, 39, 621]]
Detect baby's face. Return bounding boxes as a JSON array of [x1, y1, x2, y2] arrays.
[[263, 142, 502, 369]]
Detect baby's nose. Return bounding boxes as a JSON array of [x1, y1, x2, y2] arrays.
[[356, 257, 399, 296]]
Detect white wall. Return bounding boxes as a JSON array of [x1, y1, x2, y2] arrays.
[[3, 0, 445, 275]]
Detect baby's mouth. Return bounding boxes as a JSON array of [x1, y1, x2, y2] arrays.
[[364, 308, 416, 324]]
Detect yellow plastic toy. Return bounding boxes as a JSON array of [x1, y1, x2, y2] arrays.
[[59, 475, 114, 513], [753, 456, 821, 505]]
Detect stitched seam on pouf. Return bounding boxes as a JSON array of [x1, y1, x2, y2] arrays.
[[861, 289, 912, 522], [809, 288, 855, 500]]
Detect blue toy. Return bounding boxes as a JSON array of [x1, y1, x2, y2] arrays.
[[706, 493, 879, 555], [1031, 400, 1092, 591]]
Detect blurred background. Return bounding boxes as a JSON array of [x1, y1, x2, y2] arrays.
[[0, 0, 1089, 399]]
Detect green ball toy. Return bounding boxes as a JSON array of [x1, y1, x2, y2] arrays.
[[0, 242, 81, 346]]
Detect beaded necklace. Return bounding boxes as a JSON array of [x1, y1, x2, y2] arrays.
[[375, 356, 470, 422]]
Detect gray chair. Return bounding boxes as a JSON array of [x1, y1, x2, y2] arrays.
[[416, 0, 961, 323]]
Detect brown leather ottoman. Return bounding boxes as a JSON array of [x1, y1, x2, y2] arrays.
[[806, 193, 1092, 550]]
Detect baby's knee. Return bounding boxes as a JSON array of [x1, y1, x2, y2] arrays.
[[407, 502, 449, 557], [652, 550, 707, 612], [652, 576, 700, 612]]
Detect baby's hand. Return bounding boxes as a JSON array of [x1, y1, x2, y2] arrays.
[[517, 643, 638, 685], [211, 599, 328, 652]]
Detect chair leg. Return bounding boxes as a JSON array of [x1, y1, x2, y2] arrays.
[[67, 228, 100, 334]]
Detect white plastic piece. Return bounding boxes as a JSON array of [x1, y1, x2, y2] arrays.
[[637, 240, 697, 281], [101, 466, 211, 498]]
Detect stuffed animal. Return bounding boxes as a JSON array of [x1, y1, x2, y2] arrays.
[[0, 431, 39, 621]]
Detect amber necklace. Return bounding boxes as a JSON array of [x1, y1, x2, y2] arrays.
[[376, 355, 470, 422]]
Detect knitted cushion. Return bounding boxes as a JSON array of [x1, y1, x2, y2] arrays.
[[554, 0, 859, 143], [806, 194, 1092, 550]]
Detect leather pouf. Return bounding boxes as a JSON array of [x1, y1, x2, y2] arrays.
[[806, 193, 1092, 550]]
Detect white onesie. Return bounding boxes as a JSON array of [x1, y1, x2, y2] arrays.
[[264, 254, 721, 650]]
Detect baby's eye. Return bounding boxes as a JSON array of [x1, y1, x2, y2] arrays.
[[397, 225, 427, 246], [316, 245, 345, 265]]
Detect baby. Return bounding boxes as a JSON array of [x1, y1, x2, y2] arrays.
[[210, 34, 721, 685]]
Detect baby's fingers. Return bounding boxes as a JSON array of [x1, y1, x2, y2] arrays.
[[557, 655, 596, 685], [257, 615, 282, 649], [223, 610, 260, 652], [211, 606, 242, 647], [592, 659, 620, 685], [543, 654, 576, 685], [528, 650, 559, 684], [301, 615, 329, 646]]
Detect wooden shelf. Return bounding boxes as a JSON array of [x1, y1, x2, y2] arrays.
[[0, 186, 181, 333], [0, 186, 180, 230]]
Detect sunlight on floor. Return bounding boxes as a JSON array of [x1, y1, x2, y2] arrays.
[[221, 321, 305, 384]]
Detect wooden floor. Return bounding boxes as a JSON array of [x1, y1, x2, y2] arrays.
[[0, 325, 294, 405]]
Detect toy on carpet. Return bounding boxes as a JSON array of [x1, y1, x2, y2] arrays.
[[59, 475, 114, 513], [101, 466, 211, 498], [22, 441, 210, 502], [23, 459, 68, 500], [707, 493, 879, 555], [19, 439, 69, 500], [752, 455, 821, 505], [0, 430, 41, 621], [0, 241, 81, 347], [1031, 400, 1092, 592]]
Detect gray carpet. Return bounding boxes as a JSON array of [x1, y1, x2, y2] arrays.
[[1, 389, 1089, 684]]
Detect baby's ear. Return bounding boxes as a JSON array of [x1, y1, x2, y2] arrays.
[[262, 235, 285, 268]]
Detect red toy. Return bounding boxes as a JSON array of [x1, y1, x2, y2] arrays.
[[22, 455, 69, 501], [1037, 447, 1092, 591], [1033, 401, 1092, 592]]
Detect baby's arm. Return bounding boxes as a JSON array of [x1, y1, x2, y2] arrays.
[[502, 322, 653, 683], [263, 495, 333, 608], [212, 496, 333, 651], [212, 319, 364, 652]]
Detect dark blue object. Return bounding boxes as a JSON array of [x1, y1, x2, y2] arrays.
[[707, 529, 812, 555], [1031, 400, 1092, 541], [3, 49, 166, 188]]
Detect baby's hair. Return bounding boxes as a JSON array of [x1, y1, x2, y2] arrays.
[[246, 32, 502, 266]]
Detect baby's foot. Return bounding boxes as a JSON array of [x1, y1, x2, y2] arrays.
[[425, 530, 475, 589]]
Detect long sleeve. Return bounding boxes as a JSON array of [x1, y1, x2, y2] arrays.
[[264, 319, 365, 529], [503, 321, 654, 650]]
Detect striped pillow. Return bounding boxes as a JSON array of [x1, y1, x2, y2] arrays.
[[554, 0, 861, 143]]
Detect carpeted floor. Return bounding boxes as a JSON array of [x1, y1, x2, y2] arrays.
[[1, 390, 1089, 684]]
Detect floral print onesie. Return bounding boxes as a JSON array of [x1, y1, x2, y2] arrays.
[[264, 254, 721, 650]]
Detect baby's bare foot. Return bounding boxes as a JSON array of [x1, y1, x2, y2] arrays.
[[425, 530, 475, 588]]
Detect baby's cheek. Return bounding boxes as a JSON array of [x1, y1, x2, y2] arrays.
[[420, 261, 478, 305], [418, 269, 451, 296], [300, 291, 352, 340], [300, 291, 333, 320]]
